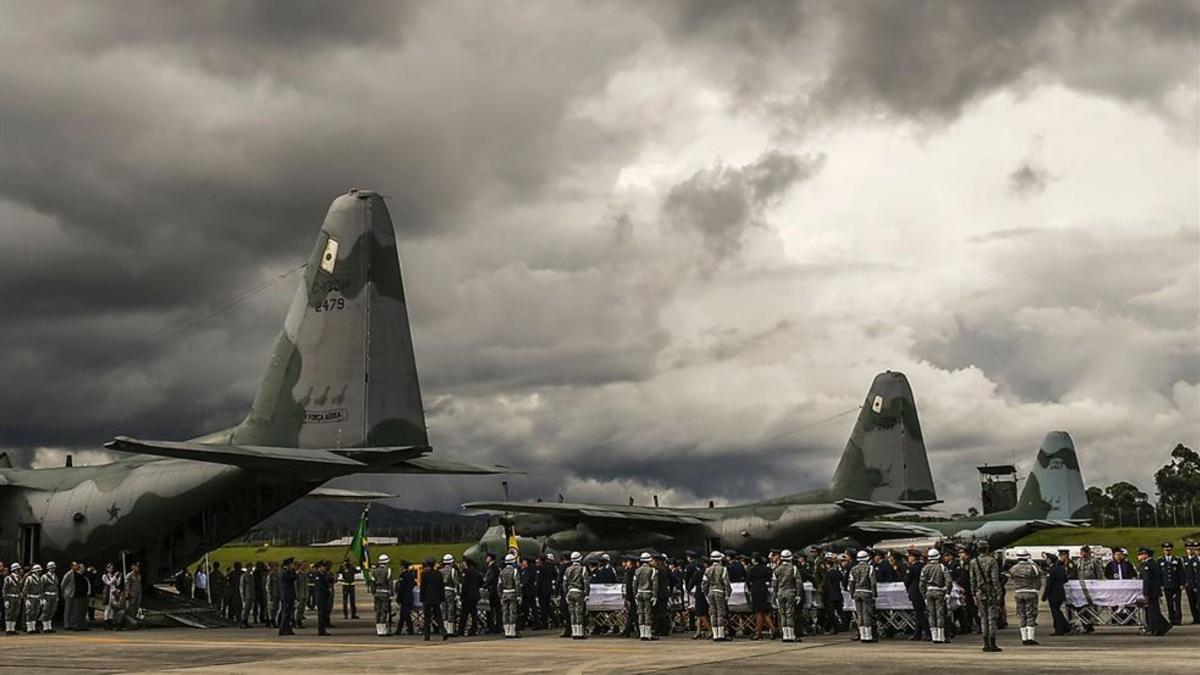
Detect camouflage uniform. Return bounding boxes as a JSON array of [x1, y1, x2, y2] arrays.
[[772, 561, 800, 641], [40, 568, 59, 632], [1075, 555, 1105, 632], [968, 552, 1003, 650], [849, 561, 877, 642], [1009, 559, 1043, 643], [499, 564, 521, 637], [265, 568, 280, 627], [3, 571, 23, 633], [441, 564, 461, 636], [239, 568, 255, 627], [634, 563, 658, 640], [23, 571, 43, 631], [370, 564, 393, 636], [920, 560, 952, 642], [562, 561, 590, 638], [702, 562, 732, 640]]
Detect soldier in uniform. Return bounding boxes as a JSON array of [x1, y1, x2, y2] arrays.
[[125, 563, 143, 627], [440, 554, 461, 636], [562, 551, 591, 639], [773, 549, 801, 642], [40, 562, 59, 633], [294, 562, 309, 628], [848, 551, 877, 643], [633, 552, 658, 641], [1184, 542, 1199, 624], [967, 540, 1002, 652], [264, 562, 280, 628], [1044, 551, 1071, 635], [239, 561, 255, 628], [23, 564, 44, 634], [4, 563, 23, 635], [1160, 542, 1184, 627], [1009, 549, 1043, 645], [338, 561, 359, 621], [1074, 545, 1104, 633], [313, 560, 334, 636], [277, 558, 297, 636], [1137, 546, 1168, 636], [652, 554, 671, 637], [499, 553, 521, 638], [420, 558, 449, 641], [395, 561, 417, 636], [370, 554, 393, 637], [920, 548, 951, 644], [702, 550, 732, 642]]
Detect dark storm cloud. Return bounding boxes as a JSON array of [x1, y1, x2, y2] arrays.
[[664, 151, 824, 258]]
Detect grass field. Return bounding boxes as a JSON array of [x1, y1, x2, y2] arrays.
[[191, 542, 475, 571], [1013, 526, 1200, 553]]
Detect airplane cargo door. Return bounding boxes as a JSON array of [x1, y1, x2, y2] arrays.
[[706, 537, 721, 554], [18, 524, 41, 567]]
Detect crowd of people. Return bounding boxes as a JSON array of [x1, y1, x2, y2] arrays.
[[2, 540, 1196, 647], [2, 561, 143, 634]]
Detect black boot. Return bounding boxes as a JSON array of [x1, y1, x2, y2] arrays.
[[991, 637, 1002, 652]]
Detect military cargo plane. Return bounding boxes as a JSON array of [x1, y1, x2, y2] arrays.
[[844, 430, 1091, 550], [464, 371, 939, 559], [0, 189, 508, 580]]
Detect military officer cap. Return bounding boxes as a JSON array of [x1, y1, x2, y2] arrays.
[[545, 553, 556, 562], [1057, 548, 1070, 554], [1079, 545, 1090, 553], [1137, 547, 1153, 556], [723, 549, 737, 557], [1115, 548, 1127, 555], [1161, 542, 1173, 549], [824, 552, 835, 560], [423, 557, 436, 566], [684, 549, 698, 557], [1187, 542, 1198, 548], [600, 553, 611, 562]]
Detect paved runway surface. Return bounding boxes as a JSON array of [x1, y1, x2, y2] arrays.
[[2, 619, 1195, 674]]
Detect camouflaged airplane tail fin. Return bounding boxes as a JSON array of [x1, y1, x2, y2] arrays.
[[826, 371, 937, 504], [1010, 431, 1091, 520], [232, 189, 429, 450]]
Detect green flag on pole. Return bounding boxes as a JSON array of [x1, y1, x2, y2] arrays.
[[347, 503, 371, 581]]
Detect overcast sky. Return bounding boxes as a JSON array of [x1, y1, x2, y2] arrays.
[[1, 1, 1197, 514]]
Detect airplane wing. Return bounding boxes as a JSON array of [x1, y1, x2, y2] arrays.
[[462, 500, 711, 526], [835, 498, 932, 516], [843, 520, 943, 539], [104, 436, 425, 473], [305, 487, 397, 500]]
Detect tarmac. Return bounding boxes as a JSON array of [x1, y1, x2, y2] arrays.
[[1, 615, 1195, 674]]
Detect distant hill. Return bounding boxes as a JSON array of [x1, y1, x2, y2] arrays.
[[246, 500, 489, 544]]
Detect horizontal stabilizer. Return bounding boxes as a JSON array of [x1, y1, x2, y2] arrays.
[[844, 521, 940, 538], [836, 498, 930, 516], [378, 457, 516, 475], [105, 436, 427, 473], [463, 500, 708, 525]]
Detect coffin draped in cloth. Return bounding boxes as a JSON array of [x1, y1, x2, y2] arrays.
[[841, 582, 963, 611], [1065, 580, 1143, 608]]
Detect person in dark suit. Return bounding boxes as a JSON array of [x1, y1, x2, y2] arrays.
[[904, 550, 928, 641], [621, 556, 637, 637], [458, 559, 483, 636], [483, 553, 502, 634], [277, 559, 297, 636], [746, 554, 775, 640], [1159, 542, 1184, 626], [420, 558, 448, 641], [391, 561, 416, 636], [1138, 547, 1169, 636], [821, 555, 843, 635], [1105, 548, 1137, 580], [1184, 542, 1200, 624], [1043, 551, 1070, 635]]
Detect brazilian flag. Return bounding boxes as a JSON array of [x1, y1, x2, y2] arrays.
[[348, 504, 371, 581]]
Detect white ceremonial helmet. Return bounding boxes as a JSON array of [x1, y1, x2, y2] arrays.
[[378, 554, 390, 564], [504, 553, 516, 564], [1016, 549, 1031, 560], [781, 549, 793, 561], [710, 550, 723, 561], [856, 550, 869, 561], [31, 564, 43, 573], [640, 552, 653, 563], [46, 561, 57, 569], [571, 551, 582, 562], [927, 548, 940, 559], [442, 554, 454, 564]]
